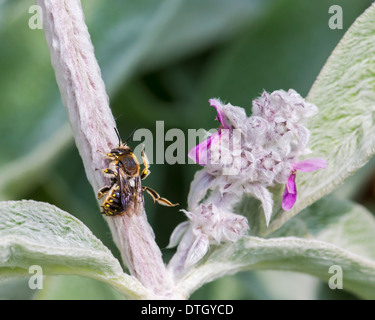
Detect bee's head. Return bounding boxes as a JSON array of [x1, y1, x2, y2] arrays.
[[107, 128, 136, 158], [110, 145, 132, 156]]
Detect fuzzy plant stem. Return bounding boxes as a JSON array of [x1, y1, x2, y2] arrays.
[[37, 0, 179, 299]]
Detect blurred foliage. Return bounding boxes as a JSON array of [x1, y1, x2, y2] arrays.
[[0, 0, 374, 299]]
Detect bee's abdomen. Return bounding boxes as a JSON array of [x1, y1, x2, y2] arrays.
[[102, 185, 123, 216]]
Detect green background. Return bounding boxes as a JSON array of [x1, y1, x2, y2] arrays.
[[0, 0, 373, 299]]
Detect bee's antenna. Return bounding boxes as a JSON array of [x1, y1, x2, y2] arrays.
[[114, 127, 122, 146], [124, 127, 138, 145]]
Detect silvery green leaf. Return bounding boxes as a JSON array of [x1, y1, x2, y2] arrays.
[[241, 3, 375, 235], [0, 200, 152, 299], [332, 157, 375, 200], [271, 196, 375, 262], [181, 196, 375, 299]]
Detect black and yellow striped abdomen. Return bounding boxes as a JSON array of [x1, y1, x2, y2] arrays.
[[101, 183, 123, 216]]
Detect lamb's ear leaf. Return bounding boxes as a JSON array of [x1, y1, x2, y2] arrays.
[[238, 3, 375, 235], [181, 196, 375, 299], [0, 200, 151, 299]]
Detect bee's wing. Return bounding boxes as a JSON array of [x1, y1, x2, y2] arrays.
[[118, 163, 144, 215], [118, 167, 132, 211]]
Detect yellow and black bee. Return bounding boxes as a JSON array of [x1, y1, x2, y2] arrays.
[[97, 128, 178, 216]]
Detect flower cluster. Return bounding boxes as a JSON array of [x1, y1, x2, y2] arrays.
[[188, 89, 326, 224], [168, 89, 326, 272], [169, 203, 249, 267]]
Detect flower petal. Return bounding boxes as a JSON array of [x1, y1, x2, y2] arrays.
[[187, 170, 214, 211], [209, 98, 230, 129], [282, 173, 297, 210], [220, 214, 249, 242], [167, 221, 190, 249], [188, 130, 223, 166], [185, 233, 209, 267], [293, 158, 327, 172], [247, 184, 273, 226], [188, 137, 212, 166], [286, 173, 297, 194]]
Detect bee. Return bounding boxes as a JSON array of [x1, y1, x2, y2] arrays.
[[97, 128, 178, 216]]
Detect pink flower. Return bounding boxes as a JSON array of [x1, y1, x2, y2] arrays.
[[188, 99, 233, 166], [170, 90, 325, 271], [187, 91, 325, 228], [282, 158, 327, 210]]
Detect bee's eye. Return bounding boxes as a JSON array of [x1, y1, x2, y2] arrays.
[[111, 149, 123, 155]]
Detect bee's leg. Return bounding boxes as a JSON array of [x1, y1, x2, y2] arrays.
[[97, 186, 111, 199], [96, 149, 117, 161], [142, 186, 179, 207], [140, 145, 151, 180], [102, 168, 118, 179]]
